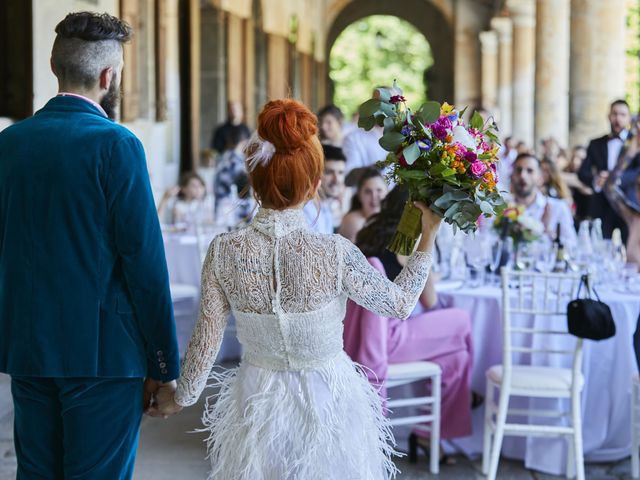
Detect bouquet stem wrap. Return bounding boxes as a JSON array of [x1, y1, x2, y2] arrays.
[[387, 201, 423, 256]]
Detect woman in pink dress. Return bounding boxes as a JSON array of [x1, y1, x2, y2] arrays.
[[350, 185, 474, 463]]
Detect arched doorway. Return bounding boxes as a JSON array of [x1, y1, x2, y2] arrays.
[[329, 15, 432, 118], [326, 0, 454, 105]]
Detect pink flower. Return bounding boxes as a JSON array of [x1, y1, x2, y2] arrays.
[[464, 151, 477, 163], [470, 161, 487, 177]]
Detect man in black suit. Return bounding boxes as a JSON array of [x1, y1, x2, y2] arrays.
[[578, 100, 638, 240]]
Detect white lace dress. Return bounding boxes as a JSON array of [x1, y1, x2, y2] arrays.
[[175, 207, 432, 480]]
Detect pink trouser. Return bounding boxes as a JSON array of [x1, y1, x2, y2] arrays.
[[387, 308, 473, 439]]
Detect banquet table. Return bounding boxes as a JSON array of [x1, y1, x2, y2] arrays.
[[435, 280, 640, 475]]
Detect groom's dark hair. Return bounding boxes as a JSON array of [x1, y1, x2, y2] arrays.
[[51, 12, 132, 89]]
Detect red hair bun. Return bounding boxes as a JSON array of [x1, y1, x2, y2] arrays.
[[250, 99, 323, 210]]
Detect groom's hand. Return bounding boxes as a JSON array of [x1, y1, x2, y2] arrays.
[[145, 379, 182, 418]]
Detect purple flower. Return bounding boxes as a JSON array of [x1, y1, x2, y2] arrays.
[[401, 125, 414, 136], [432, 124, 448, 140], [448, 114, 458, 122], [417, 139, 432, 151], [490, 163, 497, 172], [436, 116, 452, 130], [390, 95, 406, 104], [464, 150, 477, 163], [470, 161, 487, 177]]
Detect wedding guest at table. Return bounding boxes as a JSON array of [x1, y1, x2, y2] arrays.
[[540, 156, 572, 205], [318, 104, 345, 147], [578, 99, 640, 240], [342, 122, 387, 176], [352, 185, 474, 457], [338, 167, 387, 242], [173, 172, 212, 225], [157, 184, 181, 223], [604, 126, 640, 265], [511, 153, 577, 246], [497, 136, 517, 191], [210, 100, 252, 155], [213, 127, 250, 211], [563, 146, 593, 224], [303, 144, 347, 234]]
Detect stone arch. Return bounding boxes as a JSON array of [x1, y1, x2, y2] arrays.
[[326, 0, 455, 103]]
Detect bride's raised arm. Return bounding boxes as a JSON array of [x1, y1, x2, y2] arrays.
[[175, 238, 230, 407], [338, 235, 433, 320]]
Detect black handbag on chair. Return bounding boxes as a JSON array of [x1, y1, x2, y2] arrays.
[[567, 274, 616, 340]]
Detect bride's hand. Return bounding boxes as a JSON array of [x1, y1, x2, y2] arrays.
[[145, 380, 183, 418], [413, 201, 441, 251]]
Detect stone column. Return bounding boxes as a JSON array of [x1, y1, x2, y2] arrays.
[[569, 0, 628, 147], [535, 0, 570, 149], [507, 0, 536, 147], [479, 31, 498, 116], [491, 17, 513, 137]]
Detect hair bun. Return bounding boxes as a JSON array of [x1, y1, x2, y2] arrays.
[[257, 99, 318, 152]]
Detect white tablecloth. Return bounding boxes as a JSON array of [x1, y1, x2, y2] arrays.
[[163, 230, 241, 361], [436, 282, 640, 475]]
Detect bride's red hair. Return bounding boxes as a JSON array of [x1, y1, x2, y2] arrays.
[[249, 99, 323, 209]]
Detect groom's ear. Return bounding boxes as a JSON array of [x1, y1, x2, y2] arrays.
[[99, 66, 114, 92]]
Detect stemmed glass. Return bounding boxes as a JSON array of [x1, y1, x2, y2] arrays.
[[464, 235, 491, 287], [534, 237, 556, 273], [487, 236, 504, 286]]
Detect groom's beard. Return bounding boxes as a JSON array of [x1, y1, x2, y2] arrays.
[[100, 77, 121, 120]]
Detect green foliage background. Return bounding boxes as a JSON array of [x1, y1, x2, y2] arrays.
[[329, 16, 432, 119]]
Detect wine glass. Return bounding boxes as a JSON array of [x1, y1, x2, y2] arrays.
[[488, 237, 504, 286], [534, 237, 556, 273], [464, 235, 491, 287]]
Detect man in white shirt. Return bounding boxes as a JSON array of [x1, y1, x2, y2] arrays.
[[342, 124, 387, 176], [578, 99, 639, 240], [304, 145, 347, 234], [511, 153, 577, 246]]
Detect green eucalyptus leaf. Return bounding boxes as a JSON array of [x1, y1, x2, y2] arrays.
[[383, 116, 396, 133], [379, 102, 396, 117], [358, 115, 376, 130], [379, 131, 405, 151], [470, 111, 484, 130], [398, 169, 427, 180], [359, 98, 382, 117], [418, 101, 441, 124], [376, 88, 391, 103], [402, 142, 420, 165]]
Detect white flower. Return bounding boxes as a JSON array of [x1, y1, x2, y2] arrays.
[[451, 125, 476, 150], [518, 215, 544, 236]]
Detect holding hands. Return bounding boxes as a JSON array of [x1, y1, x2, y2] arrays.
[[143, 378, 183, 419]]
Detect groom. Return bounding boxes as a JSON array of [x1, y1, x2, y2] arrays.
[[0, 12, 180, 479]]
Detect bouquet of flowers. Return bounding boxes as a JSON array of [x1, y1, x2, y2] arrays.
[[493, 204, 544, 245], [358, 81, 505, 255]]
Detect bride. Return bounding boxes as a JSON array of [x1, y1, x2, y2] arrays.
[[154, 99, 440, 479]]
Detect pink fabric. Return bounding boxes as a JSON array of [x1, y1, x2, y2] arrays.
[[343, 257, 473, 439]]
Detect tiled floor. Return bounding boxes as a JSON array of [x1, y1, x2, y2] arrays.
[[0, 373, 634, 479]]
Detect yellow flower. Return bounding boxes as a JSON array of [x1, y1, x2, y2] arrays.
[[440, 102, 455, 117]]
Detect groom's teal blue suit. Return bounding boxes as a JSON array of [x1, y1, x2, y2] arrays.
[[0, 96, 180, 479]]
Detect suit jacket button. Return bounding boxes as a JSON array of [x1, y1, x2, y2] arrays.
[[157, 350, 163, 356], [159, 362, 166, 368], [161, 368, 168, 374]]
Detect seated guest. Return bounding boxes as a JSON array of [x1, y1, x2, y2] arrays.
[[563, 146, 592, 224], [318, 104, 345, 147], [352, 185, 474, 457], [338, 168, 387, 242], [173, 172, 211, 225], [303, 144, 347, 234], [540, 156, 572, 205], [511, 153, 577, 246], [213, 128, 250, 214], [210, 100, 251, 155]]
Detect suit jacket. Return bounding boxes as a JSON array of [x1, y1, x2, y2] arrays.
[[577, 134, 639, 240], [0, 96, 179, 380]]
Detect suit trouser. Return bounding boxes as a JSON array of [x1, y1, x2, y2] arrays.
[[10, 376, 144, 480]]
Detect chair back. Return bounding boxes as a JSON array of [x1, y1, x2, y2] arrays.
[[500, 268, 584, 392]]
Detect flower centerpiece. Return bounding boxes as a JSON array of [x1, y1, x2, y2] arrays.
[[493, 204, 544, 245], [357, 81, 505, 255]]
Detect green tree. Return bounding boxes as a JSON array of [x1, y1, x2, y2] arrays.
[[329, 16, 432, 119]]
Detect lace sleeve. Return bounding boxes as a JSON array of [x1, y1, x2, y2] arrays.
[[175, 237, 231, 406], [337, 236, 432, 320]]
